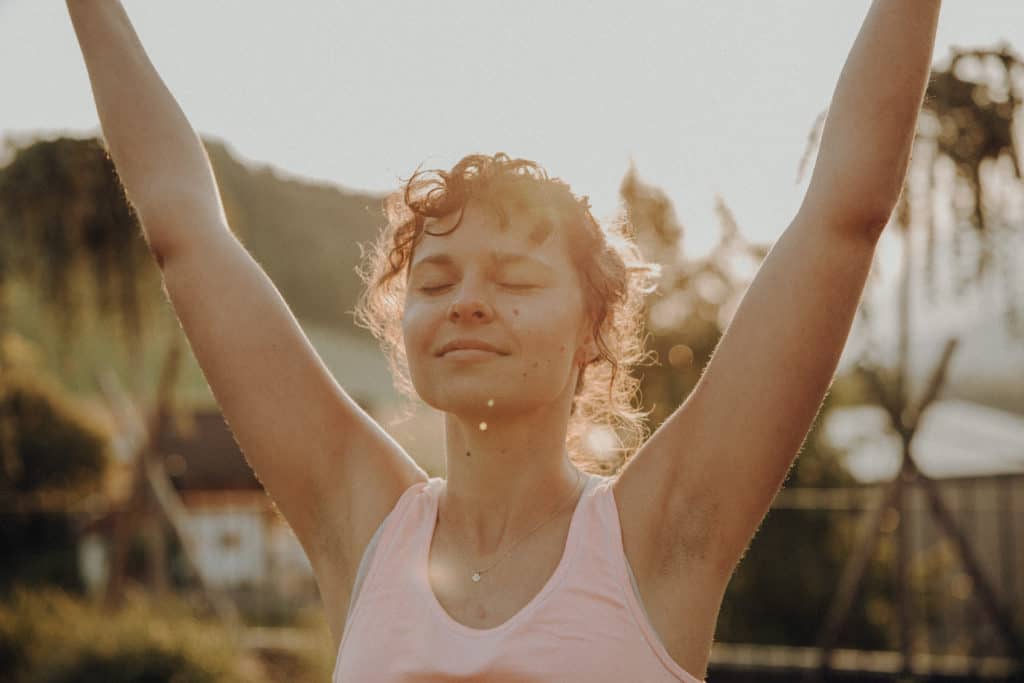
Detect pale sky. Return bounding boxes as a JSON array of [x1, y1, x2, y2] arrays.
[[3, 1, 1024, 352]]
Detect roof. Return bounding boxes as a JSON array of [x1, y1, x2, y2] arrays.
[[155, 410, 263, 492], [824, 399, 1024, 483]]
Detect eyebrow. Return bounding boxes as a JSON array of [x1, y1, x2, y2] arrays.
[[409, 251, 555, 274]]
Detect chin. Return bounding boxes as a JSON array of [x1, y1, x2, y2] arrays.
[[410, 366, 569, 415], [425, 390, 504, 416]]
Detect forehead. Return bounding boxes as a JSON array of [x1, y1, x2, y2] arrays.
[[409, 200, 570, 269]]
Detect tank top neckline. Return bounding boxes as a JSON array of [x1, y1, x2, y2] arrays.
[[420, 474, 600, 638]]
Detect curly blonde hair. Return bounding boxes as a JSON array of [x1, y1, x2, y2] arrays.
[[353, 153, 660, 474]]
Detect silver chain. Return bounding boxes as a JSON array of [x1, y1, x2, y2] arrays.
[[441, 469, 585, 583]]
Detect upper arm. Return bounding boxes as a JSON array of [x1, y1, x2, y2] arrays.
[[614, 210, 881, 579], [155, 209, 428, 582]]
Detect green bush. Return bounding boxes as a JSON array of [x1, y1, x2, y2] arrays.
[[0, 367, 110, 496], [0, 367, 112, 595], [0, 587, 268, 683]]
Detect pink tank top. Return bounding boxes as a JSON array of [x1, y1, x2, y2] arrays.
[[332, 474, 705, 682]]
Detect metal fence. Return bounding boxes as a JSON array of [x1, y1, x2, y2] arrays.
[[705, 474, 1024, 681]]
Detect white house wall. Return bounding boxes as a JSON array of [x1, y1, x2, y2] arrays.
[[186, 505, 266, 587]]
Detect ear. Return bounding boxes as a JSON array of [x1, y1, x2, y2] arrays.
[[574, 306, 599, 366], [575, 335, 599, 367]]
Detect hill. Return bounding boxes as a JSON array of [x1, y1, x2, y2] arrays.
[[203, 137, 389, 333], [1, 135, 405, 415]]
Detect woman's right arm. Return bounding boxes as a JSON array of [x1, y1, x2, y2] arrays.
[[66, 2, 428, 630], [66, 0, 225, 265]]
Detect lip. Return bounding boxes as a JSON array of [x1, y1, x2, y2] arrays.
[[439, 348, 502, 361], [437, 339, 506, 356]]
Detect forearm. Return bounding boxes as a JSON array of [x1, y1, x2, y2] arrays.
[[806, 0, 941, 228], [67, 1, 225, 235]]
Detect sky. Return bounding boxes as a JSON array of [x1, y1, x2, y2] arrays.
[[2, 0, 1024, 354]]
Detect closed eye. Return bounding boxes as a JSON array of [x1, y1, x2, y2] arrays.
[[419, 284, 452, 294], [418, 283, 536, 294]]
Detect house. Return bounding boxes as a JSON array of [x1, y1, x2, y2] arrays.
[[156, 409, 316, 597]]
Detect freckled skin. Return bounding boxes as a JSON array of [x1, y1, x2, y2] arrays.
[[529, 220, 552, 245], [401, 200, 597, 420]]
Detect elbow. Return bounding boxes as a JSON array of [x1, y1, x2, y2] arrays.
[[134, 185, 228, 269], [802, 164, 904, 241], [855, 204, 895, 242], [799, 186, 896, 244], [148, 240, 168, 271], [835, 209, 894, 246], [137, 206, 181, 271]]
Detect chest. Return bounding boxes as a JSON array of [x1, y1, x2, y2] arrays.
[[427, 509, 572, 629], [426, 501, 718, 681]]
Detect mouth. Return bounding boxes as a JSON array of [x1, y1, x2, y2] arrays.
[[439, 348, 504, 361], [436, 340, 508, 357]]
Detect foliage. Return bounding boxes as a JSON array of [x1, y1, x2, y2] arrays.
[[0, 135, 393, 418], [0, 366, 110, 497], [922, 46, 1023, 280], [804, 45, 1024, 338], [0, 135, 388, 357], [202, 142, 388, 328], [0, 510, 85, 598], [0, 586, 267, 683], [716, 394, 895, 648], [0, 363, 113, 594], [0, 137, 153, 351], [620, 166, 768, 428]]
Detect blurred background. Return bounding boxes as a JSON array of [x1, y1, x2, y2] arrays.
[[1, 1, 1023, 681]]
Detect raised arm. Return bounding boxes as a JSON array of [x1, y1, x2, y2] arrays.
[[67, 2, 428, 643], [66, 0, 226, 264], [803, 0, 942, 236], [613, 0, 942, 589]]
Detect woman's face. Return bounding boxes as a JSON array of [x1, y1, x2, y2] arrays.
[[401, 199, 594, 419]]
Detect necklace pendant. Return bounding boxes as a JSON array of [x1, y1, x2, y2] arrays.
[[472, 572, 481, 582]]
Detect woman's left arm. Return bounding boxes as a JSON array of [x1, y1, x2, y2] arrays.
[[612, 0, 942, 582], [804, 0, 942, 238]]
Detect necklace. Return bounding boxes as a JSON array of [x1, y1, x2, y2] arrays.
[[441, 469, 586, 583]]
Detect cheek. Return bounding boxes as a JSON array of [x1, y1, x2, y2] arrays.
[[401, 304, 430, 350], [514, 307, 578, 363]]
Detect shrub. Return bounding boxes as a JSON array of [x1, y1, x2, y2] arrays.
[[0, 366, 111, 594], [0, 586, 267, 683], [0, 366, 110, 497]]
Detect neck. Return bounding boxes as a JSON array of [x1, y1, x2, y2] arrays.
[[439, 403, 585, 556]]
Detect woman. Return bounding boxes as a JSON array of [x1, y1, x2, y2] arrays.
[[67, 2, 941, 680]]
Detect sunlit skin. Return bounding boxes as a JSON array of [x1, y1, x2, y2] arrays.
[[63, 0, 947, 678], [401, 199, 598, 558]]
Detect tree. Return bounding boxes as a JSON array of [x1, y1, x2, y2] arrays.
[[0, 137, 157, 372], [797, 45, 1024, 672], [0, 353, 111, 594]]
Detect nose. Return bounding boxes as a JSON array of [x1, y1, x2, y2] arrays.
[[447, 278, 494, 322], [448, 296, 493, 322]]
